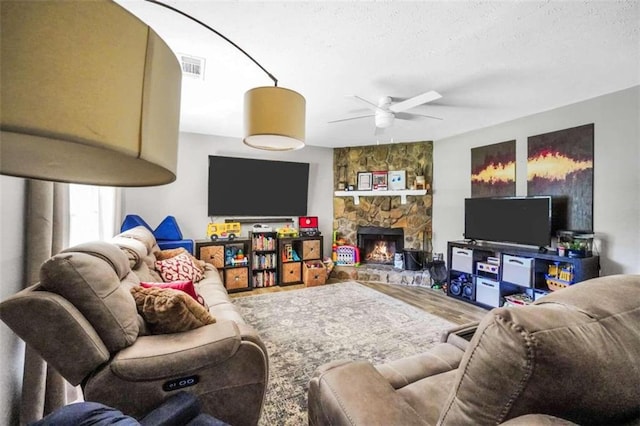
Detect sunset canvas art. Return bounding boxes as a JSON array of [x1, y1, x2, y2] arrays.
[[471, 140, 516, 197], [527, 124, 594, 232]]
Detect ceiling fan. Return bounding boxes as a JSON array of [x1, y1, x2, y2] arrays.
[[329, 90, 443, 135]]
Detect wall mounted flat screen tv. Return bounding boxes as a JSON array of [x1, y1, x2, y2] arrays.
[[464, 196, 552, 247], [208, 156, 309, 217]]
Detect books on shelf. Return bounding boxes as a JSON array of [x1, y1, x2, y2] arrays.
[[253, 270, 276, 288], [252, 252, 276, 270], [252, 234, 276, 251]]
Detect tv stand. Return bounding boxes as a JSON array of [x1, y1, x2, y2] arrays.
[[447, 240, 600, 309]]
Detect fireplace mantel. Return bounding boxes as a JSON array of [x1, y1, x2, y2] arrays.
[[334, 189, 427, 205]]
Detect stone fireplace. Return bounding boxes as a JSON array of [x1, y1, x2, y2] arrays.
[[358, 226, 403, 265], [333, 141, 433, 252], [331, 141, 434, 286]]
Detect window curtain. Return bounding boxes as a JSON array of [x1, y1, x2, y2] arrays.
[[20, 180, 78, 424], [68, 185, 121, 246]]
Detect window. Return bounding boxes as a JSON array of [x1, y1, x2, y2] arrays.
[[69, 185, 119, 246]]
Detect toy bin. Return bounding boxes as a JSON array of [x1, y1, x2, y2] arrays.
[[303, 260, 327, 287], [502, 255, 534, 287], [451, 248, 473, 274], [475, 277, 500, 308]]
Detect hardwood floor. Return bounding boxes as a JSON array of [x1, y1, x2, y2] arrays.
[[230, 279, 487, 325], [357, 281, 487, 324]]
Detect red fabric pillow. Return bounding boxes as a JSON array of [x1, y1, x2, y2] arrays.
[[155, 252, 204, 283], [140, 280, 205, 306]]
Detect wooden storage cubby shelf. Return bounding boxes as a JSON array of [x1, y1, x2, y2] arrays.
[[447, 240, 600, 309], [196, 239, 251, 293], [197, 234, 324, 290], [277, 236, 323, 286]]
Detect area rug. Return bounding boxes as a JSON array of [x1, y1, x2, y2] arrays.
[[233, 281, 455, 425]]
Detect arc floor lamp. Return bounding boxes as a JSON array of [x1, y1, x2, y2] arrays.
[[1, 0, 181, 186], [145, 0, 306, 152], [1, 0, 305, 188]]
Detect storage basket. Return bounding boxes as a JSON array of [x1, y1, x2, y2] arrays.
[[303, 260, 327, 287]]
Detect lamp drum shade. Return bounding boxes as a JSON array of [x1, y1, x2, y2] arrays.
[[0, 0, 182, 186], [243, 86, 306, 151]]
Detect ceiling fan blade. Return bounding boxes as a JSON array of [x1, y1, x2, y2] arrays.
[[395, 112, 443, 121], [389, 90, 442, 113], [350, 95, 384, 112], [328, 114, 375, 124], [374, 126, 385, 136]]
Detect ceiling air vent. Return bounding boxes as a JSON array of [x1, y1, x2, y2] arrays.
[[179, 54, 205, 80]]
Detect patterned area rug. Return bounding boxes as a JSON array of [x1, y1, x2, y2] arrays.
[[233, 281, 455, 425]]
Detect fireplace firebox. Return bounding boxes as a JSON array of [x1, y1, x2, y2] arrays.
[[357, 226, 404, 265]]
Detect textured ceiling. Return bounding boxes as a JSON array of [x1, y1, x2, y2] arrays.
[[117, 0, 640, 148]]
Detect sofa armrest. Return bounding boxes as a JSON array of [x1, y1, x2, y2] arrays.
[[0, 285, 109, 385], [111, 320, 240, 381], [308, 360, 428, 426], [440, 321, 479, 351]]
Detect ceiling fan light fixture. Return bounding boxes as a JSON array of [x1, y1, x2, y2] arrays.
[[375, 111, 395, 129], [330, 90, 442, 131], [243, 86, 306, 151]]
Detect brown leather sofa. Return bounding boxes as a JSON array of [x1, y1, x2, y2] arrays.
[[0, 226, 267, 426], [308, 274, 640, 425]]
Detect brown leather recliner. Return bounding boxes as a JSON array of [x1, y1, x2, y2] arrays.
[[1, 232, 268, 426], [308, 274, 640, 425]]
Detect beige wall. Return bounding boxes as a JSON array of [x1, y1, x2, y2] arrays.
[[433, 86, 640, 274]]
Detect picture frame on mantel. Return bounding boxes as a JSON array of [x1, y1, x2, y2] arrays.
[[357, 172, 372, 191], [372, 171, 388, 191], [387, 170, 406, 190]]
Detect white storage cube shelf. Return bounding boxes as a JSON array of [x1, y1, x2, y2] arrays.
[[451, 248, 473, 273], [502, 254, 534, 287]]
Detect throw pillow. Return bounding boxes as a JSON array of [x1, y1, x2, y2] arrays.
[[154, 248, 206, 273], [155, 247, 186, 261], [140, 280, 205, 306], [155, 253, 204, 283], [130, 286, 215, 334]]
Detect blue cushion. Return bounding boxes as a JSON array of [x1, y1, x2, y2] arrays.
[[157, 240, 194, 254], [120, 215, 153, 233], [154, 216, 183, 241]]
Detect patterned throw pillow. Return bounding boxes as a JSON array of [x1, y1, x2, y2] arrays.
[[154, 248, 206, 273], [140, 280, 205, 306], [155, 253, 204, 283], [130, 286, 215, 334]]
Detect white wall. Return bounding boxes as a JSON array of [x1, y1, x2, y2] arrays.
[[0, 175, 26, 425], [433, 86, 640, 275], [123, 133, 335, 255]]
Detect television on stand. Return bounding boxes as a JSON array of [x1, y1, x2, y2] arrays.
[[464, 196, 552, 248]]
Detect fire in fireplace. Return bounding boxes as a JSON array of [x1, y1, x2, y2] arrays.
[[357, 226, 404, 265]]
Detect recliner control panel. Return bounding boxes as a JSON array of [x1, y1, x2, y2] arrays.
[[163, 375, 199, 391]]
